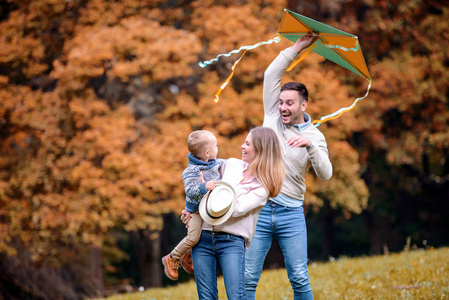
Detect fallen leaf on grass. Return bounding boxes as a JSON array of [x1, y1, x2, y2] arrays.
[[391, 285, 420, 289]]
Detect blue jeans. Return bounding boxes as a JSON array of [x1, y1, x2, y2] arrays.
[[192, 230, 247, 300], [245, 201, 313, 300]]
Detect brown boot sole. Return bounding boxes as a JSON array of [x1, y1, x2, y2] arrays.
[[162, 257, 178, 281], [182, 264, 194, 275]]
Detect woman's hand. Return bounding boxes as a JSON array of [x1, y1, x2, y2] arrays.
[[180, 210, 191, 227]]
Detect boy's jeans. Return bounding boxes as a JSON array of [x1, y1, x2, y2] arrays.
[[245, 201, 313, 300]]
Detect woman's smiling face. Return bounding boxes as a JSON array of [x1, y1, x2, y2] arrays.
[[241, 132, 256, 164]]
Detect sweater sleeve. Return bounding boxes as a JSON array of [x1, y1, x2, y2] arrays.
[[182, 166, 207, 212], [183, 169, 202, 199], [263, 48, 298, 119], [307, 134, 333, 181]]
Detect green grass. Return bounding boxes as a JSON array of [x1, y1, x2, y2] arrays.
[[102, 247, 449, 300]]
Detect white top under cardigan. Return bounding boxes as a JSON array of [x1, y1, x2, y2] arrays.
[[201, 158, 268, 249]]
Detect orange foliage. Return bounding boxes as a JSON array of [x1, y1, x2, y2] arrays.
[[1, 0, 447, 273], [51, 17, 201, 87], [0, 0, 365, 263], [306, 140, 369, 214]]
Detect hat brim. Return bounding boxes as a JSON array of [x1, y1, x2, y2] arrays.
[[199, 180, 237, 226]]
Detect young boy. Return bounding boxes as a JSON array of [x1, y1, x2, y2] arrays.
[[162, 130, 225, 281]]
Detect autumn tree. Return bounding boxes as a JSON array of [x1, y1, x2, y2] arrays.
[[1, 0, 201, 296], [354, 3, 449, 254], [1, 0, 448, 298]]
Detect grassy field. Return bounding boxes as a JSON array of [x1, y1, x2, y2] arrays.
[[102, 247, 448, 300]]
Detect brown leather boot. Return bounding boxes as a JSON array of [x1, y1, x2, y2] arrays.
[[181, 250, 194, 275], [162, 253, 180, 281]]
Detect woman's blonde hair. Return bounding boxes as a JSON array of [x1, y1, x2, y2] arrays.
[[249, 127, 285, 198]]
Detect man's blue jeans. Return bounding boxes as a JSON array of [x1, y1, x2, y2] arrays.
[[245, 201, 313, 300], [192, 230, 247, 300]]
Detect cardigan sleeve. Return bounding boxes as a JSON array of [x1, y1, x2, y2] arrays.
[[232, 186, 268, 218]]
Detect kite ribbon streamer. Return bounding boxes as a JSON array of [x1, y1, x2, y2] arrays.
[[198, 35, 281, 68], [214, 50, 247, 103], [312, 79, 372, 127], [286, 44, 316, 72], [199, 35, 281, 102]]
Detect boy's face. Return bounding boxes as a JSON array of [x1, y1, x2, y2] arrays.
[[204, 135, 218, 161]]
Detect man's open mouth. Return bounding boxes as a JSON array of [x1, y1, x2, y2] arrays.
[[281, 113, 290, 121]]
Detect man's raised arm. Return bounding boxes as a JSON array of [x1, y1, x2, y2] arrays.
[[263, 33, 318, 117]]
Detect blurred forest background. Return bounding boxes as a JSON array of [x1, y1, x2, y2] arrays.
[[0, 0, 448, 299]]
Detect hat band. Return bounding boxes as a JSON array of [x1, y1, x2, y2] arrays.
[[205, 194, 231, 219]]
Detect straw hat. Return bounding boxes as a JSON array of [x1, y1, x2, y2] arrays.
[[199, 181, 237, 226]]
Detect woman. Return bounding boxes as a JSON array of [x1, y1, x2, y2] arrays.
[[181, 127, 285, 300]]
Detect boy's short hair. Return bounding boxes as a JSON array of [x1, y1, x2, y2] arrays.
[[188, 130, 215, 157]]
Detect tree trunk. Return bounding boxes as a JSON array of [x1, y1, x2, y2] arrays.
[[362, 209, 383, 255], [89, 247, 104, 297], [319, 199, 335, 260], [130, 229, 162, 287]]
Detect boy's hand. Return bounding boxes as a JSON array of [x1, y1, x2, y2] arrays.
[[206, 180, 216, 191], [201, 171, 217, 190]]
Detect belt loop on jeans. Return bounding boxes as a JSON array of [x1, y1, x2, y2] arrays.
[[210, 226, 222, 236], [208, 230, 242, 241]]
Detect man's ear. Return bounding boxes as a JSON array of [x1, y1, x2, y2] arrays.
[[301, 100, 308, 112]]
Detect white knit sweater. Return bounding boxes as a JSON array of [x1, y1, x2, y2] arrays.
[[262, 47, 333, 201]]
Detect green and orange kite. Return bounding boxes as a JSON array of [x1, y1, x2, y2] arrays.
[[199, 9, 372, 127]]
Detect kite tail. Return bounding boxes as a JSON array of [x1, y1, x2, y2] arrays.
[[312, 79, 372, 127], [199, 35, 281, 102], [198, 35, 281, 68], [214, 50, 248, 103], [286, 44, 316, 71]]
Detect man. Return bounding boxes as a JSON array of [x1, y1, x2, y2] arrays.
[[244, 33, 333, 300]]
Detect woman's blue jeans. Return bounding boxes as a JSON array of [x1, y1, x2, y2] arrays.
[[245, 201, 313, 300], [192, 230, 247, 300]]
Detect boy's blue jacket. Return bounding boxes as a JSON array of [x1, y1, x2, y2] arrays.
[[182, 153, 225, 213]]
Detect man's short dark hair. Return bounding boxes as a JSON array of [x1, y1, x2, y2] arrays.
[[281, 82, 308, 102]]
